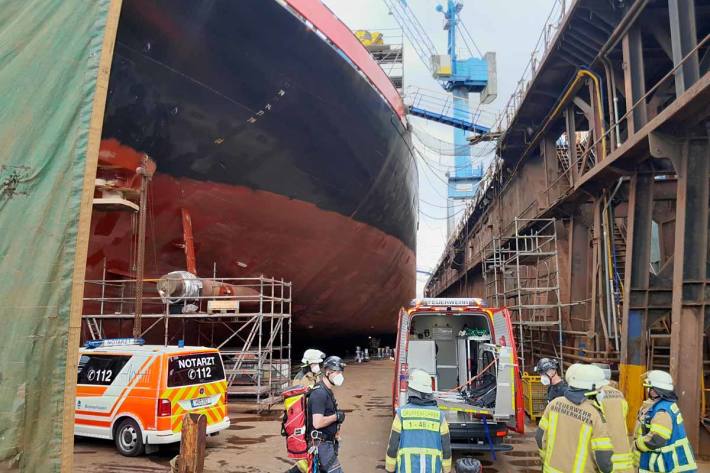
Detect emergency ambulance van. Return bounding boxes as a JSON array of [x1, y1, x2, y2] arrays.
[[74, 339, 230, 456], [393, 299, 524, 451]]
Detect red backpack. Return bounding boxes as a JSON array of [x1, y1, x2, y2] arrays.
[[281, 385, 311, 459]]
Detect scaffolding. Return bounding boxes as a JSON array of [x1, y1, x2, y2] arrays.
[[82, 274, 292, 410], [482, 218, 563, 373]]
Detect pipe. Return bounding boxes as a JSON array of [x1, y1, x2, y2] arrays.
[[181, 208, 197, 275], [510, 68, 608, 178]]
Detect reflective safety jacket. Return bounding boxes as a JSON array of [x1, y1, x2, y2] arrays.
[[536, 394, 614, 473], [634, 399, 697, 473], [597, 385, 634, 472], [385, 400, 452, 473]]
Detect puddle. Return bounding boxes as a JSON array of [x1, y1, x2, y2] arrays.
[[228, 424, 255, 431], [227, 434, 278, 446]]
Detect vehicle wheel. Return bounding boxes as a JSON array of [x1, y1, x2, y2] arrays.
[[114, 418, 145, 456]]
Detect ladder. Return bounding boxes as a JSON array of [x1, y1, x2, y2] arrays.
[[86, 317, 103, 340]]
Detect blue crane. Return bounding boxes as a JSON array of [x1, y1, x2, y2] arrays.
[[383, 0, 497, 234]]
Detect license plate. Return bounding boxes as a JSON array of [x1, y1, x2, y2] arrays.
[[190, 397, 211, 408]]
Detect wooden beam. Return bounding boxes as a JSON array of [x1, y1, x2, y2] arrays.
[[61, 1, 123, 471]]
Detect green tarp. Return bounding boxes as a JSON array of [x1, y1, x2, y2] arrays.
[[0, 1, 117, 470]]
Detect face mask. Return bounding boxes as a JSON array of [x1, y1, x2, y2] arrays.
[[540, 375, 550, 386], [310, 364, 321, 374], [331, 373, 344, 386]]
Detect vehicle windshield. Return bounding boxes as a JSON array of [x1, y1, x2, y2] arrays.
[[167, 352, 226, 387]]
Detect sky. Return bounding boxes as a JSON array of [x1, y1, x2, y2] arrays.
[[323, 0, 559, 295]]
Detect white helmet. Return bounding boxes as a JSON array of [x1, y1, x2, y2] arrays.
[[591, 363, 611, 386], [408, 369, 433, 394], [566, 363, 605, 391], [301, 348, 325, 366], [643, 370, 674, 391]]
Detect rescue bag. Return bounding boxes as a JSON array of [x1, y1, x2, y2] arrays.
[[281, 385, 310, 459]]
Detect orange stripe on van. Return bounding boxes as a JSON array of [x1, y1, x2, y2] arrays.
[[76, 418, 111, 427]]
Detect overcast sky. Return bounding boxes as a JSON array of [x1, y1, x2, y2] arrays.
[[323, 0, 559, 295]]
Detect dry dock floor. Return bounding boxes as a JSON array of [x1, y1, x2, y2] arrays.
[[74, 360, 709, 472]]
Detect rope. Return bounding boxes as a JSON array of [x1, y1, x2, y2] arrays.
[[446, 357, 497, 393]]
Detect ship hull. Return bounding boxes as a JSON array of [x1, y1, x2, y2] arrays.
[[87, 0, 417, 338]]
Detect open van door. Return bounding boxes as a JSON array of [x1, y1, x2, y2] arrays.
[[392, 307, 411, 412], [490, 308, 525, 434]]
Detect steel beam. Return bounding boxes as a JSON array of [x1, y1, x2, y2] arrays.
[[668, 0, 700, 97], [622, 25, 647, 134], [620, 170, 654, 429], [668, 135, 709, 450]]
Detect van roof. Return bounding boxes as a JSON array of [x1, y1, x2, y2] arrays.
[[79, 344, 218, 355]]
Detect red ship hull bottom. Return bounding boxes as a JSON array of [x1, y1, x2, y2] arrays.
[[86, 175, 415, 338]]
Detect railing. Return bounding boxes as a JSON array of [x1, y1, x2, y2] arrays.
[[82, 275, 293, 409]]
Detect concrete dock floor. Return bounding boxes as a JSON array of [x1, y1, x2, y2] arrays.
[[74, 360, 708, 472]]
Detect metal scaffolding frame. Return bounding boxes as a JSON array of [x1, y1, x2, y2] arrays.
[[82, 275, 292, 410], [482, 218, 563, 373]]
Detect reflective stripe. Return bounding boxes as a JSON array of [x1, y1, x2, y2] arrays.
[[539, 416, 549, 430], [636, 436, 651, 452], [591, 436, 613, 450], [385, 455, 396, 471], [651, 452, 666, 472], [670, 404, 679, 414], [397, 448, 442, 473], [397, 447, 443, 457], [572, 424, 592, 473], [650, 423, 672, 440], [401, 409, 441, 420], [544, 411, 559, 466], [402, 419, 441, 432]]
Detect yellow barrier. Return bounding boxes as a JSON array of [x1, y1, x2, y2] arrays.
[[522, 374, 547, 422]]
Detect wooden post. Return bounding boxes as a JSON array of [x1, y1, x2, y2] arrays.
[[61, 1, 124, 471], [177, 413, 207, 473]]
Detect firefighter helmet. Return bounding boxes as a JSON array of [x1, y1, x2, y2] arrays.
[[566, 363, 605, 391], [408, 369, 433, 394], [643, 370, 674, 391], [301, 348, 325, 366]]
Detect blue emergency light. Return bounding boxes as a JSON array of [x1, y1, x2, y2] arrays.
[[84, 338, 145, 349]]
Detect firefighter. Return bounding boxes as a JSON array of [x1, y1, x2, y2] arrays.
[[534, 357, 568, 402], [536, 363, 614, 473], [309, 356, 347, 473], [293, 348, 325, 388], [590, 364, 634, 473], [385, 369, 452, 473], [633, 370, 697, 472], [285, 349, 326, 473]]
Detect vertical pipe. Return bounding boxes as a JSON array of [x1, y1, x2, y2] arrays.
[[133, 156, 152, 338]]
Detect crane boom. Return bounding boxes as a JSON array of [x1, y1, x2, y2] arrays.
[[382, 0, 438, 74]]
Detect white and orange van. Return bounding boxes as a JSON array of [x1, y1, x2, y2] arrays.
[[74, 339, 230, 456]]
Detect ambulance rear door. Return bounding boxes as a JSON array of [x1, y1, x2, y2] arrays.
[[392, 308, 411, 412], [490, 308, 525, 433]]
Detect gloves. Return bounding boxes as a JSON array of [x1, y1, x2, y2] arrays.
[[336, 410, 346, 424]]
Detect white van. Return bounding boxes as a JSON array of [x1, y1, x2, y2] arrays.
[[392, 298, 524, 451]]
